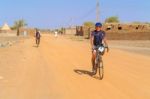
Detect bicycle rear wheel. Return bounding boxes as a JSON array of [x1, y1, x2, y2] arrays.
[[98, 60, 104, 80], [37, 39, 40, 47]]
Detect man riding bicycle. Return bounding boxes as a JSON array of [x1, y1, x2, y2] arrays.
[[90, 22, 109, 74], [35, 28, 41, 47]]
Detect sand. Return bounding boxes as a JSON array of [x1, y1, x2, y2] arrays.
[[0, 34, 150, 99]]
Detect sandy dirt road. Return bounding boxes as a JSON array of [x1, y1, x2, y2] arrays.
[[0, 34, 150, 99]]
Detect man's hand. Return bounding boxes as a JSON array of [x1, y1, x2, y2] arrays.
[[91, 46, 94, 51], [107, 47, 110, 53], [105, 46, 109, 53]]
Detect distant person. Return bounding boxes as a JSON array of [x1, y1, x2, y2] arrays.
[[24, 31, 27, 37], [54, 31, 58, 38], [90, 22, 109, 73], [35, 29, 41, 47]]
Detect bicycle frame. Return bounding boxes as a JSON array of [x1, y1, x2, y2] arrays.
[[95, 50, 102, 65], [93, 46, 104, 80]]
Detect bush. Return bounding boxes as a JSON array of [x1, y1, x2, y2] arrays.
[[105, 16, 120, 23]]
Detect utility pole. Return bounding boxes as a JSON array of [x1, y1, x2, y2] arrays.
[[96, 0, 100, 22]]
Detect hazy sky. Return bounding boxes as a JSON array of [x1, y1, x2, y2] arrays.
[[0, 0, 150, 29]]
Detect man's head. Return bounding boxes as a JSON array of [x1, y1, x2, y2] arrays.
[[35, 28, 38, 32], [95, 22, 102, 31]]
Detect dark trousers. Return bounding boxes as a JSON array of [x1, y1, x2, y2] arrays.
[[36, 38, 40, 45]]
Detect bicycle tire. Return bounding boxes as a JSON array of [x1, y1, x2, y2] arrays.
[[37, 39, 40, 47], [98, 60, 104, 80]]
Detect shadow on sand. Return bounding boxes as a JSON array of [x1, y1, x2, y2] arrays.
[[74, 69, 102, 80], [74, 69, 94, 76], [33, 45, 39, 48]]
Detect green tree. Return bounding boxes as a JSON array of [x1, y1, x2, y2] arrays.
[[12, 19, 27, 36], [83, 21, 94, 39], [132, 21, 143, 24], [83, 21, 94, 28], [105, 16, 120, 23]]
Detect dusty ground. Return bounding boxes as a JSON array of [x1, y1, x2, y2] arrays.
[[109, 40, 150, 56], [0, 34, 150, 99]]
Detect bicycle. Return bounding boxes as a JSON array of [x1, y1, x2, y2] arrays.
[[93, 44, 108, 80], [36, 38, 40, 47]]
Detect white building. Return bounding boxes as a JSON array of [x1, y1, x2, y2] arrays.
[[0, 23, 11, 33]]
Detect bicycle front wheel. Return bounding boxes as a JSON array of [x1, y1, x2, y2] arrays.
[[98, 60, 104, 80]]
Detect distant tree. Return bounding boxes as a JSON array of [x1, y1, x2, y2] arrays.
[[144, 22, 150, 24], [105, 16, 120, 23], [147, 23, 150, 26], [132, 21, 143, 24], [83, 21, 94, 28], [12, 19, 27, 36], [83, 21, 94, 39], [132, 22, 150, 27]]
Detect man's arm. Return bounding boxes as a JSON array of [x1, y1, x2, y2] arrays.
[[34, 32, 36, 37], [90, 32, 94, 48], [39, 31, 42, 37], [103, 37, 109, 52]]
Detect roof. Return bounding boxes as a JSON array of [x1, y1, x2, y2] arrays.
[[1, 23, 11, 31]]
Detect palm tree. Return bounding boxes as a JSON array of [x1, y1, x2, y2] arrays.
[[13, 19, 27, 36]]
